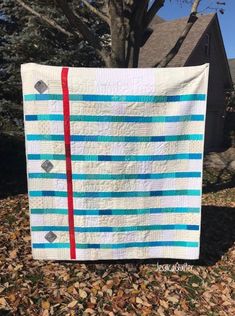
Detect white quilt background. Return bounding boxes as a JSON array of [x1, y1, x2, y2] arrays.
[[21, 63, 209, 261]]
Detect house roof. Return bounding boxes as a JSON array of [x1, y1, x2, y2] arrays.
[[139, 14, 215, 67], [228, 59, 235, 85]]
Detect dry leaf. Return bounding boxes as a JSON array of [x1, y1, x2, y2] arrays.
[[41, 300, 50, 310], [8, 293, 16, 302], [85, 308, 95, 314], [192, 283, 199, 287], [136, 297, 151, 307], [42, 310, 49, 316], [157, 306, 166, 316], [168, 296, 179, 304], [68, 300, 78, 308], [79, 289, 88, 299], [9, 249, 17, 259], [174, 310, 186, 316], [0, 297, 7, 308], [160, 300, 169, 309]]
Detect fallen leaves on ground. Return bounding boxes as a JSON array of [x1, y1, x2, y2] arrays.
[[0, 190, 234, 315]]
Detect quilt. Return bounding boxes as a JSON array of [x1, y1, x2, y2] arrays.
[[21, 63, 209, 261]]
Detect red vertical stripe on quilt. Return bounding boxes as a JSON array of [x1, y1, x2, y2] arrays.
[[61, 67, 76, 259]]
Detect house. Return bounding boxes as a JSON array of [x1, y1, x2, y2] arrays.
[[228, 59, 235, 84], [139, 14, 233, 153]]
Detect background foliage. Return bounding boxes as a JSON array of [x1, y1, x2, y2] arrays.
[[0, 0, 108, 134]]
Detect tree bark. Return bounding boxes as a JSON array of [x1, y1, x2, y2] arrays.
[[17, 0, 203, 70], [56, 0, 110, 66], [80, 0, 110, 26], [109, 0, 126, 67]]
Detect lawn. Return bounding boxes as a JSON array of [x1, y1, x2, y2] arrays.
[[0, 188, 234, 316]]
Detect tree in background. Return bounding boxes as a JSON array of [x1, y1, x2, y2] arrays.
[[0, 0, 224, 133]]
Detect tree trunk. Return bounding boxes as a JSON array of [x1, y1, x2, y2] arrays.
[[109, 0, 126, 67]]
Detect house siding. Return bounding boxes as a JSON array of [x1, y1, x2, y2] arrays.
[[185, 21, 229, 152]]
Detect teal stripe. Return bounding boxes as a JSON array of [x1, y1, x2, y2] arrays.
[[31, 224, 199, 232], [24, 93, 206, 102], [29, 189, 200, 198], [31, 208, 68, 215], [26, 134, 203, 142], [27, 153, 202, 161], [28, 154, 66, 160], [33, 243, 70, 248], [27, 135, 64, 141], [25, 114, 205, 122], [28, 172, 201, 180], [31, 207, 200, 215], [32, 241, 199, 249]]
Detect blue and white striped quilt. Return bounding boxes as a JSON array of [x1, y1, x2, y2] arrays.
[[21, 63, 209, 261]]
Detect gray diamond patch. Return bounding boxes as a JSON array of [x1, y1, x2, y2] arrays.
[[34, 80, 48, 93], [41, 160, 54, 173], [45, 231, 57, 243]]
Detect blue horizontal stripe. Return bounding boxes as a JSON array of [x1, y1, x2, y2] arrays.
[[32, 241, 199, 249], [28, 172, 201, 180], [24, 93, 206, 103], [31, 208, 68, 215], [29, 173, 67, 179], [25, 114, 64, 121], [28, 154, 66, 160], [27, 135, 64, 141], [27, 153, 202, 161], [29, 189, 200, 198], [33, 243, 70, 248], [25, 114, 205, 123], [31, 207, 200, 215], [31, 224, 199, 232], [26, 134, 203, 142]]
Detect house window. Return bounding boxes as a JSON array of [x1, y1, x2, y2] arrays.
[[204, 33, 210, 57]]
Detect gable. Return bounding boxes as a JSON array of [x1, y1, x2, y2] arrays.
[[186, 17, 232, 89], [139, 14, 215, 68]]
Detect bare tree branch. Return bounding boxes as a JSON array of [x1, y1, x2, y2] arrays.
[[56, 0, 110, 66], [80, 0, 110, 26], [155, 0, 201, 68], [144, 0, 165, 30], [16, 0, 74, 37], [56, 0, 100, 47]]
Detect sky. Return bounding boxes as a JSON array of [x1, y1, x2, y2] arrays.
[[158, 0, 235, 59]]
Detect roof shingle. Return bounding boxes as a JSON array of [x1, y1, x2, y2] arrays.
[[139, 14, 215, 68]]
